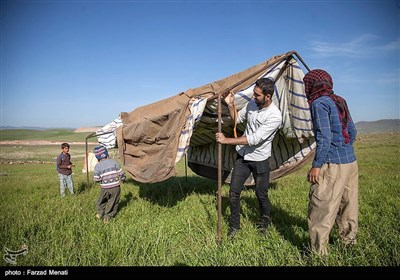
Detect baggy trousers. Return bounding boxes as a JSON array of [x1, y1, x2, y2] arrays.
[[96, 186, 121, 219], [229, 154, 271, 230], [308, 161, 359, 255]]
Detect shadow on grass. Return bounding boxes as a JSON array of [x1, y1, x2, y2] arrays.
[[135, 176, 217, 207], [270, 205, 309, 250], [119, 191, 134, 209], [76, 181, 92, 193]]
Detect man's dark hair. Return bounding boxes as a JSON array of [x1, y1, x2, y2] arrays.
[[255, 78, 274, 96]]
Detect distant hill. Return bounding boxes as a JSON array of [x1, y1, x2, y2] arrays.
[[355, 119, 400, 134]]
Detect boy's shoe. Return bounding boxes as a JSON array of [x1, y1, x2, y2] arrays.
[[95, 213, 103, 220], [103, 217, 111, 224], [257, 225, 268, 236], [228, 227, 240, 239], [256, 222, 270, 236]]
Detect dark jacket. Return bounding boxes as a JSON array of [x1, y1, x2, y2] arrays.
[[57, 152, 73, 175]]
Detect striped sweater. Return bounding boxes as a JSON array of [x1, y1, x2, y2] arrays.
[[93, 159, 126, 189]]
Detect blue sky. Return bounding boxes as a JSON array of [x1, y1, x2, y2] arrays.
[[1, 0, 399, 128]]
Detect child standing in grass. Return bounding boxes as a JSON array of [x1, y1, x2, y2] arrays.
[[93, 145, 126, 224], [56, 142, 75, 197]]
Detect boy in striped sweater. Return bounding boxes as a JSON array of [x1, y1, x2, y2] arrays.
[[93, 146, 126, 224]]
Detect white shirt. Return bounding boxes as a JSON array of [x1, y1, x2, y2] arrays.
[[236, 100, 282, 161]]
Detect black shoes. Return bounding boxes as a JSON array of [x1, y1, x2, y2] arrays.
[[257, 216, 271, 236], [256, 224, 268, 236], [228, 227, 240, 239], [228, 216, 271, 238]]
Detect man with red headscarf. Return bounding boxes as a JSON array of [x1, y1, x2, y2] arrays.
[[303, 69, 359, 256]]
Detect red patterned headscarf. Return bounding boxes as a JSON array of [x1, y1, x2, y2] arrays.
[[303, 69, 351, 144]]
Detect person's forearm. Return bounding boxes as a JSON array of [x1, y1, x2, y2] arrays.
[[223, 136, 248, 145]]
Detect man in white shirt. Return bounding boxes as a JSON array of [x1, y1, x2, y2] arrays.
[[216, 78, 282, 238]]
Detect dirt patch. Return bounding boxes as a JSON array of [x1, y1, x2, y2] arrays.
[[74, 127, 101, 133]]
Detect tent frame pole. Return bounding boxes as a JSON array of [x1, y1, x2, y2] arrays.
[[217, 95, 223, 244], [85, 132, 96, 188]]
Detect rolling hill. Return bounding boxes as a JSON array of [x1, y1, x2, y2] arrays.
[[355, 119, 399, 134]]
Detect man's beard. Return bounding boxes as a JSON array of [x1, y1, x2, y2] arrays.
[[255, 97, 266, 108]]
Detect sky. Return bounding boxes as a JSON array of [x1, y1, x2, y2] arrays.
[[1, 0, 399, 129]]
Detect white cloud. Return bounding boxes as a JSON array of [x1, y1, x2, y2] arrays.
[[337, 68, 399, 87], [378, 39, 400, 51], [376, 68, 400, 85], [309, 34, 400, 58]]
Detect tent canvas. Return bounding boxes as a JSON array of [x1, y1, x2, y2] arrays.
[[116, 50, 315, 185]]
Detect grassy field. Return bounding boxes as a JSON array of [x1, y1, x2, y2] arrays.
[[0, 129, 97, 142], [0, 132, 399, 267], [0, 144, 99, 163]]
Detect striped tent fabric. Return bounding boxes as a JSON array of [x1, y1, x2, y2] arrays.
[[175, 97, 208, 164], [96, 117, 123, 149]]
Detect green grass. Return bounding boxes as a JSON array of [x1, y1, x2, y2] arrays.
[[0, 133, 399, 266], [0, 129, 96, 142]]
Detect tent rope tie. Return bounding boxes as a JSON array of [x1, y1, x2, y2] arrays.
[[231, 92, 238, 138]]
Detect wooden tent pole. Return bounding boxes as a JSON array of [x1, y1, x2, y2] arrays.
[[217, 94, 222, 244], [184, 153, 188, 183]]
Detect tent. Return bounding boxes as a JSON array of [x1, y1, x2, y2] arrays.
[[115, 50, 315, 185]]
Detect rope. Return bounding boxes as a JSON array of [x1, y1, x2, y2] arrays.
[[231, 92, 238, 138]]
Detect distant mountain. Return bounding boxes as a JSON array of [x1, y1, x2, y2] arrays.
[[355, 119, 400, 134]]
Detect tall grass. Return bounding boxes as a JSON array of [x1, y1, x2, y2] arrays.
[[0, 133, 399, 266]]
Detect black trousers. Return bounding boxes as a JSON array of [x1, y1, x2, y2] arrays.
[[229, 153, 271, 229]]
